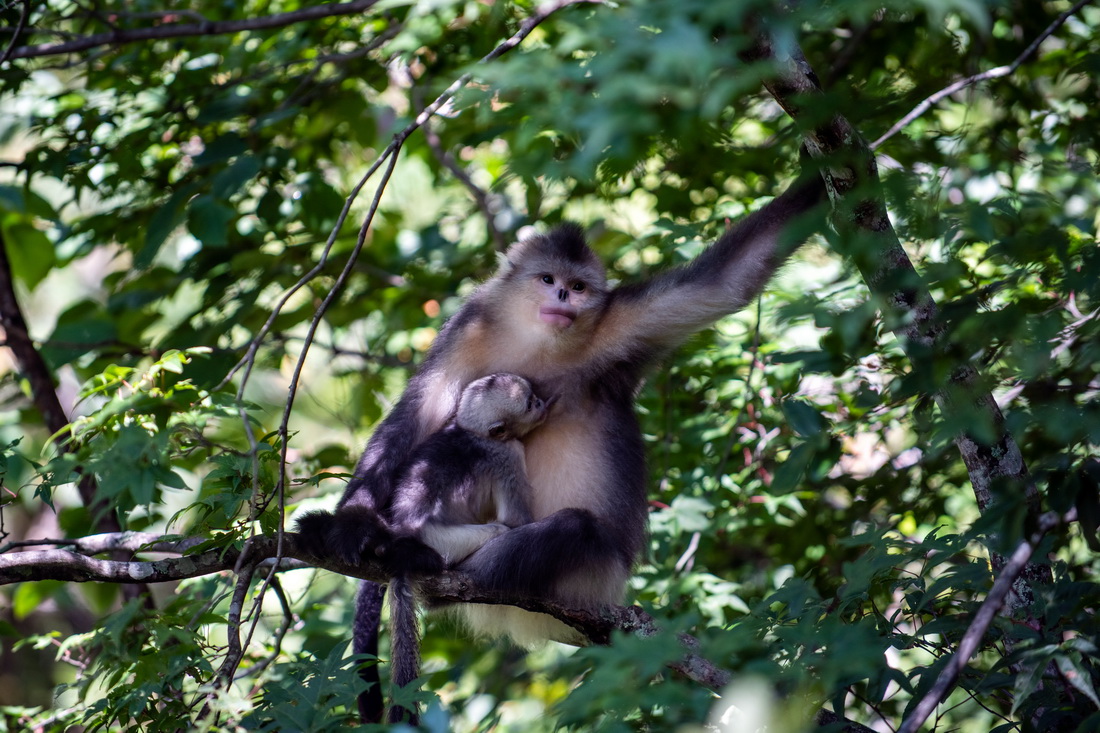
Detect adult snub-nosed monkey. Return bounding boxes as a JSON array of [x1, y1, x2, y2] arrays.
[[297, 167, 827, 722]]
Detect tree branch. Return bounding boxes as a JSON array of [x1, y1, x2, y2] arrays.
[[0, 531, 205, 555], [898, 509, 1076, 733], [0, 0, 31, 67], [6, 0, 384, 61], [422, 115, 510, 251], [0, 231, 73, 444], [0, 532, 719, 680], [871, 0, 1094, 149], [748, 34, 1052, 608], [0, 229, 104, 513], [0, 529, 880, 732]]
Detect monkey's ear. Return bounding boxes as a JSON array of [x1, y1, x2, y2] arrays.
[[503, 240, 530, 269]]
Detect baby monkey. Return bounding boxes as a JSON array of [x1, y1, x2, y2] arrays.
[[383, 372, 555, 723]]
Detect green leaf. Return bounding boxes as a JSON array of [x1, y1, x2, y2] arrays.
[[1, 215, 55, 289], [140, 185, 198, 267], [211, 154, 261, 199], [186, 195, 235, 247], [1055, 652, 1100, 710], [771, 441, 814, 494], [13, 581, 64, 620], [781, 398, 826, 438]]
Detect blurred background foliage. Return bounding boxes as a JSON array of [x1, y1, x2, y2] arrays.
[[0, 0, 1098, 730]]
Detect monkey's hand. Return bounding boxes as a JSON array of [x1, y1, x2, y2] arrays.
[[294, 508, 389, 566], [376, 536, 445, 577]]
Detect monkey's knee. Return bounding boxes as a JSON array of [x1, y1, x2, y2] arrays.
[[549, 507, 603, 542]]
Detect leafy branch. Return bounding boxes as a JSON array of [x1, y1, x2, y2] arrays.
[[871, 0, 1095, 149], [748, 34, 1052, 608], [898, 509, 1079, 733]]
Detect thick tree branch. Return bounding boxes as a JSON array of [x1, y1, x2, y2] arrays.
[[0, 229, 107, 515], [0, 529, 878, 732], [0, 232, 73, 443], [898, 509, 1076, 733], [0, 533, 719, 681], [749, 35, 1052, 606], [6, 0, 383, 61]]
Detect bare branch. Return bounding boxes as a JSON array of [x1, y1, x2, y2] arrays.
[[0, 229, 116, 526], [0, 532, 720, 684], [872, 0, 1094, 149], [898, 509, 1077, 733], [0, 0, 31, 67], [423, 116, 510, 251], [0, 231, 73, 445], [0, 531, 204, 555], [6, 0, 383, 61], [0, 545, 244, 584], [217, 555, 259, 686], [235, 575, 295, 681]]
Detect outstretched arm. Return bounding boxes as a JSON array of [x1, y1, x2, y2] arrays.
[[599, 173, 827, 359]]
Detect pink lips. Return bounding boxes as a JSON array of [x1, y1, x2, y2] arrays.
[[539, 307, 576, 327]]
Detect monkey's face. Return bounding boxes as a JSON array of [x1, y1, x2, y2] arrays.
[[533, 269, 597, 329], [501, 232, 608, 340]]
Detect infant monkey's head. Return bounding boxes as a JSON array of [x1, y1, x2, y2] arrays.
[[455, 373, 556, 441]]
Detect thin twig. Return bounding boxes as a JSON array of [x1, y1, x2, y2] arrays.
[[897, 509, 1077, 733], [235, 575, 294, 680], [872, 0, 1094, 149], [5, 0, 383, 61], [0, 0, 31, 67], [216, 557, 258, 686], [0, 531, 204, 556], [422, 114, 510, 250], [227, 149, 404, 685]]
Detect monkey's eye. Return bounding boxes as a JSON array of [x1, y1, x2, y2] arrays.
[[526, 395, 534, 411], [541, 274, 555, 285], [571, 282, 586, 292]]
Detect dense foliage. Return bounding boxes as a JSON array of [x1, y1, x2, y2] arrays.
[[0, 0, 1098, 731]]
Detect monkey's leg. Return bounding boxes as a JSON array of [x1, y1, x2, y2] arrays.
[[353, 580, 386, 723], [450, 508, 632, 646], [455, 507, 632, 599], [421, 522, 510, 566]]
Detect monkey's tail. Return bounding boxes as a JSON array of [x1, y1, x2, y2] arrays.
[[353, 581, 385, 723], [387, 575, 421, 724]]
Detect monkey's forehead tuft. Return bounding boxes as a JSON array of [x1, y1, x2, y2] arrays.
[[509, 223, 603, 270], [543, 222, 590, 261]]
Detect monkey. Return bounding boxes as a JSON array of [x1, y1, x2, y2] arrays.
[[296, 167, 826, 723], [380, 372, 554, 723]]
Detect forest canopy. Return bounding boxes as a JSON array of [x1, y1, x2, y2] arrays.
[[0, 1, 1098, 731]]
